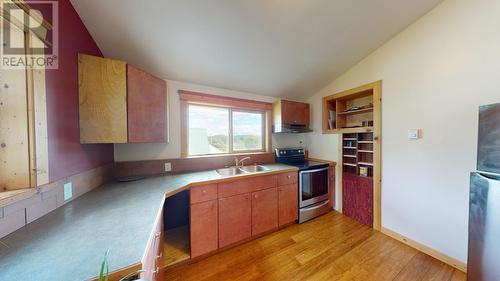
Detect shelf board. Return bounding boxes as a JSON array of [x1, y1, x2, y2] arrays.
[[324, 126, 374, 134], [162, 225, 191, 268], [343, 163, 357, 167], [358, 141, 373, 144], [358, 162, 374, 166], [343, 155, 357, 158], [343, 138, 357, 141], [337, 107, 373, 116], [343, 147, 357, 149], [358, 150, 374, 153]]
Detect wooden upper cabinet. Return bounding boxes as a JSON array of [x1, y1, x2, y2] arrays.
[[127, 65, 167, 143], [273, 99, 310, 132], [78, 54, 128, 143], [78, 54, 167, 143], [281, 100, 309, 125]]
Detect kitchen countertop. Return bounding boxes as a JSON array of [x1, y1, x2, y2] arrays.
[[0, 164, 296, 281]]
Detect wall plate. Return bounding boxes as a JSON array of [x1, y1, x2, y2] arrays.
[[64, 182, 73, 201], [164, 162, 172, 172], [408, 129, 420, 140]]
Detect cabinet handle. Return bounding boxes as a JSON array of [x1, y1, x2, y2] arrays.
[[155, 232, 161, 238], [254, 194, 257, 199], [202, 189, 207, 194], [156, 252, 163, 259], [287, 175, 291, 179], [153, 266, 159, 274]]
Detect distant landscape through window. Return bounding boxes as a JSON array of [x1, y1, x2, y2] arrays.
[[188, 104, 264, 156]]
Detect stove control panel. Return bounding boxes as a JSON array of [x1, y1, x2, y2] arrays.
[[275, 148, 305, 158]]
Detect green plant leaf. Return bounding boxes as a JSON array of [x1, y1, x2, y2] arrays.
[[99, 249, 110, 281]]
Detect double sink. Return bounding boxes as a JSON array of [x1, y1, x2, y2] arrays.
[[216, 165, 270, 177]]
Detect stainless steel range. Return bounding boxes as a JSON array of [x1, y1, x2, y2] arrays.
[[275, 148, 331, 223]]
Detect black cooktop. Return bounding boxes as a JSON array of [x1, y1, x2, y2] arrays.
[[275, 148, 330, 171], [289, 160, 329, 171]]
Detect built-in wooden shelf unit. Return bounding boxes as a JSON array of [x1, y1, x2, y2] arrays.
[[322, 81, 381, 231], [322, 81, 381, 134]]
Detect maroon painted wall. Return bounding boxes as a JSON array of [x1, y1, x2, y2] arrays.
[[36, 0, 114, 181]]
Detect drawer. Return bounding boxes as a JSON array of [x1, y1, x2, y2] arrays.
[[277, 172, 298, 186], [190, 184, 218, 204], [218, 175, 277, 198]]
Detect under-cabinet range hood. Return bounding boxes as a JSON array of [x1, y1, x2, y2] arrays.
[[273, 124, 312, 133]]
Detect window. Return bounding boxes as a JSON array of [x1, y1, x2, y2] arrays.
[[187, 104, 265, 156]]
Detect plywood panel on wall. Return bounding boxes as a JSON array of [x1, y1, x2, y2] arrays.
[[28, 32, 49, 186], [78, 54, 127, 143], [0, 24, 31, 191]]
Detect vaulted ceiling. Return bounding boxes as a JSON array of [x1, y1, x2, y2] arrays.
[[70, 0, 443, 99]]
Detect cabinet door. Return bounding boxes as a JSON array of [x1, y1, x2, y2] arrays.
[[140, 208, 163, 281], [78, 54, 127, 143], [218, 194, 251, 248], [281, 100, 310, 126], [342, 173, 373, 227], [251, 188, 278, 236], [127, 65, 167, 143], [278, 184, 298, 226], [190, 200, 218, 258]]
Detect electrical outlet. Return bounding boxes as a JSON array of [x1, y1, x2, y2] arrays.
[[164, 162, 172, 172], [64, 182, 73, 201]]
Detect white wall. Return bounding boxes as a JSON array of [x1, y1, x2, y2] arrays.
[[114, 80, 306, 162], [306, 0, 500, 263]]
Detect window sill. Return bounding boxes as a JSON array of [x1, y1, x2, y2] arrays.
[[0, 188, 38, 208]]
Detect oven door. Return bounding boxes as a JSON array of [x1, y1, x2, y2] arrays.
[[299, 167, 330, 208]]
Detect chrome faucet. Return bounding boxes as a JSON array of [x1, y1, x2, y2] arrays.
[[234, 156, 251, 167]]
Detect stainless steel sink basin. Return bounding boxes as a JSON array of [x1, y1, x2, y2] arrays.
[[216, 165, 270, 177], [215, 167, 246, 177], [239, 165, 271, 173]]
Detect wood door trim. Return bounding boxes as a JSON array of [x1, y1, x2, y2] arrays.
[[178, 90, 272, 111], [179, 90, 273, 157], [332, 81, 382, 231]]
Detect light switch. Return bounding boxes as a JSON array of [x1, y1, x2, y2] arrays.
[[64, 182, 73, 201], [408, 129, 420, 140], [164, 162, 172, 172]]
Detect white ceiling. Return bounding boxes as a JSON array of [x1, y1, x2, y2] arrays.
[[70, 0, 442, 99]]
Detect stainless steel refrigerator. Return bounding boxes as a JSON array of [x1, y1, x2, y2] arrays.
[[468, 102, 500, 281]]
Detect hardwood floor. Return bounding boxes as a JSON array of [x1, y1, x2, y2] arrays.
[[162, 211, 466, 281]]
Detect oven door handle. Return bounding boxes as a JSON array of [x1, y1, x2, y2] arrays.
[[301, 200, 329, 211], [299, 167, 329, 175]]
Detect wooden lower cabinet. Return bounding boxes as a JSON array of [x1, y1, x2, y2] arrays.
[[140, 208, 164, 281], [342, 172, 373, 227], [190, 200, 218, 258], [218, 193, 252, 248], [278, 184, 298, 226], [188, 172, 299, 258], [251, 188, 278, 236]]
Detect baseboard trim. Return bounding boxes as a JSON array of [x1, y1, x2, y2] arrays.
[[381, 227, 467, 273]]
